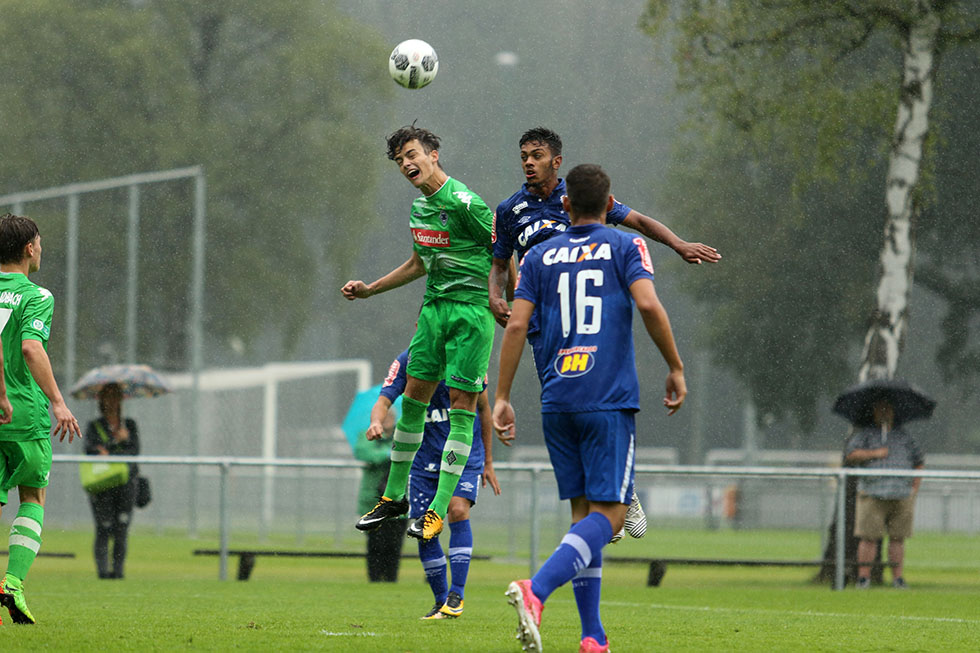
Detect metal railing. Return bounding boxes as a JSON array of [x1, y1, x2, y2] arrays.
[[53, 455, 980, 588]]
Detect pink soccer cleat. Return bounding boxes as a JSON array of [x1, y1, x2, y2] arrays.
[[506, 579, 543, 651], [579, 635, 610, 652]]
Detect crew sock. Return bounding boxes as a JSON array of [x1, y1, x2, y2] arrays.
[[418, 538, 448, 605], [531, 512, 612, 603], [382, 395, 428, 501], [7, 501, 44, 581], [448, 519, 473, 598], [428, 409, 474, 517], [573, 550, 605, 643]]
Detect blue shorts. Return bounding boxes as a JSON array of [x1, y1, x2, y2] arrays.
[[542, 410, 636, 503], [408, 470, 480, 519]]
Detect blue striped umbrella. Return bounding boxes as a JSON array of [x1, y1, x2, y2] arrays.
[[69, 364, 173, 400]]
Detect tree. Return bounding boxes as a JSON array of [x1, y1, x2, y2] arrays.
[[642, 1, 980, 431], [0, 0, 393, 372]]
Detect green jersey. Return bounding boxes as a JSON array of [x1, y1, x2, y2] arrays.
[[0, 272, 53, 440], [409, 177, 493, 306]]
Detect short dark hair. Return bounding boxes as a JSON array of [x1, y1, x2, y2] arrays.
[[386, 121, 441, 161], [565, 164, 610, 217], [0, 213, 40, 264], [519, 127, 562, 157]]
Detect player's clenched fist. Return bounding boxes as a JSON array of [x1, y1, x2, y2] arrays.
[[341, 280, 372, 300]]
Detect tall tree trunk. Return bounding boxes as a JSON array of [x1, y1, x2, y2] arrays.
[[858, 6, 940, 383]]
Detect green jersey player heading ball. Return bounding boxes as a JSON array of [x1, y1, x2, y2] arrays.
[[342, 124, 495, 543]]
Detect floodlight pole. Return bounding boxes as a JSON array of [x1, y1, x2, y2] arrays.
[[65, 195, 80, 385], [126, 185, 140, 363], [188, 170, 207, 537]]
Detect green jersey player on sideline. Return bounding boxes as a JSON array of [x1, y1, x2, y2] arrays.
[[342, 124, 495, 542], [0, 213, 82, 625]]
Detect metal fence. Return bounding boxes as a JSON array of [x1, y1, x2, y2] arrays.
[[50, 455, 980, 589]]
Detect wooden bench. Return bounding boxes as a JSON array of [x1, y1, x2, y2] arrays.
[[193, 549, 490, 580], [605, 556, 894, 587]]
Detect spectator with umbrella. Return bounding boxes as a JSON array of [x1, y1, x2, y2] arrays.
[[837, 379, 933, 590], [71, 364, 171, 580]]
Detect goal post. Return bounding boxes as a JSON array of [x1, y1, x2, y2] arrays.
[[166, 360, 372, 534]]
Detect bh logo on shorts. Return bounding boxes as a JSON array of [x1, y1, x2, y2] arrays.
[[553, 346, 596, 378]]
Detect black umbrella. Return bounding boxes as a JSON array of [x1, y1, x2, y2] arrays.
[[832, 378, 936, 428]]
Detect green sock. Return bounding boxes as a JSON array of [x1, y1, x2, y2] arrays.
[[382, 395, 428, 501], [7, 501, 44, 582], [429, 409, 475, 517]]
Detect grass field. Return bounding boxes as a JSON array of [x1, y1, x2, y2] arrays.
[[0, 527, 977, 651]]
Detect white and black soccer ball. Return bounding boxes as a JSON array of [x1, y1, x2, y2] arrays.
[[388, 39, 439, 89]]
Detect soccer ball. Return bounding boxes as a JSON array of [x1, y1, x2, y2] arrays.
[[389, 39, 439, 89]]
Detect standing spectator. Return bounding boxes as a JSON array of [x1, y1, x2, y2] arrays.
[[844, 398, 924, 589], [0, 213, 81, 625], [353, 403, 406, 582], [84, 383, 140, 580]]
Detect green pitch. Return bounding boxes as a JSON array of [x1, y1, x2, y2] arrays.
[[0, 528, 977, 651]]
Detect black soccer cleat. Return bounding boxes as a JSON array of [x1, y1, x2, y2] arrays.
[[355, 496, 408, 531], [407, 509, 444, 541]]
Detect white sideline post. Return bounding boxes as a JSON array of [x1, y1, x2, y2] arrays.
[[834, 471, 847, 591]]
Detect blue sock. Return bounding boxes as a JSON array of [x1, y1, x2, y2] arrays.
[[531, 512, 613, 603], [418, 538, 448, 605], [573, 550, 605, 643], [448, 519, 473, 598]]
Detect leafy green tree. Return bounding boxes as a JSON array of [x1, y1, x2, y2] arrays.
[[0, 0, 392, 372], [642, 1, 980, 431]]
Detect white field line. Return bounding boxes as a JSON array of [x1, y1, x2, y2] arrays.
[[588, 600, 980, 625]]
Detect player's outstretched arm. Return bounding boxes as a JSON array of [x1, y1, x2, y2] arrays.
[[477, 388, 502, 495], [492, 299, 533, 439], [0, 340, 11, 425], [620, 210, 721, 265], [341, 252, 426, 301], [22, 339, 81, 442], [488, 257, 514, 326], [629, 279, 687, 415]]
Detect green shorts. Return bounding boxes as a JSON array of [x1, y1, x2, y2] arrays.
[[0, 435, 52, 505], [407, 299, 494, 393]]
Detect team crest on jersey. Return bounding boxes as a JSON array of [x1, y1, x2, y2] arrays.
[[439, 210, 448, 226], [512, 200, 528, 215], [553, 346, 597, 378]]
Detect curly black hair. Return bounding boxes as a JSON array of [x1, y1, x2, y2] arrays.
[[519, 127, 562, 157]]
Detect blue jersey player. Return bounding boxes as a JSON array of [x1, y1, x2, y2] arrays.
[[494, 164, 686, 653], [368, 349, 502, 621], [489, 127, 715, 544], [488, 126, 720, 327]]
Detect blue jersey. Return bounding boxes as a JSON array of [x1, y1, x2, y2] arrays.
[[493, 178, 632, 262], [379, 350, 486, 478], [514, 223, 655, 413]]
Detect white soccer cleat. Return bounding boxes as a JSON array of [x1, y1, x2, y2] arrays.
[[624, 490, 647, 539]]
